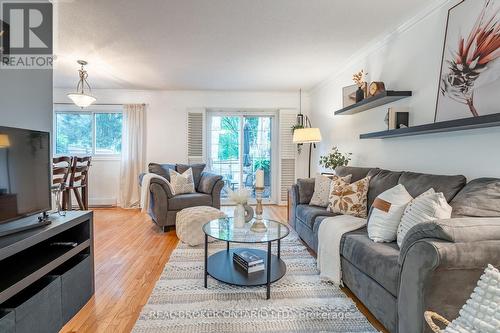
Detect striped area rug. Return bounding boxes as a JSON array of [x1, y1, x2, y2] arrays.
[[133, 230, 377, 333]]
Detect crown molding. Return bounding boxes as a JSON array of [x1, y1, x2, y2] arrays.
[[310, 0, 453, 95]]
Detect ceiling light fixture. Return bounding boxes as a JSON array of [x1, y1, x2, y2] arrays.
[[67, 60, 96, 108]]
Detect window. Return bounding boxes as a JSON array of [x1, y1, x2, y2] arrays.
[[55, 111, 123, 156]]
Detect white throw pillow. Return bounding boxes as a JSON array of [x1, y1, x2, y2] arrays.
[[367, 184, 413, 243], [309, 174, 351, 207], [169, 168, 196, 195], [397, 188, 452, 248]]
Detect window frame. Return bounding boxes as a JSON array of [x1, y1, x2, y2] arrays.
[[53, 107, 123, 160]]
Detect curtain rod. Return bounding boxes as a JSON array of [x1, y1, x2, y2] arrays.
[[53, 102, 146, 106]]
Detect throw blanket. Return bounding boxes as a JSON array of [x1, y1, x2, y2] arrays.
[[317, 215, 367, 286], [140, 173, 173, 213]]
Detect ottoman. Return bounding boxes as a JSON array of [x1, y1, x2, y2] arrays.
[[176, 206, 226, 246]]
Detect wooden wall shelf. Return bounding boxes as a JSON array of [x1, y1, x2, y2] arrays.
[[360, 113, 500, 139], [334, 90, 412, 116]]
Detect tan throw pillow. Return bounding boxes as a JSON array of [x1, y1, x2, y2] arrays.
[[327, 176, 370, 218], [309, 174, 352, 207], [169, 168, 196, 195]]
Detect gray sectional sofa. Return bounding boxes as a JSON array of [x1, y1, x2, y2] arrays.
[[141, 163, 224, 231], [289, 166, 500, 333]]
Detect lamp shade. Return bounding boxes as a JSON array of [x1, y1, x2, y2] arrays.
[[0, 134, 10, 148], [67, 93, 97, 108], [293, 128, 322, 144]]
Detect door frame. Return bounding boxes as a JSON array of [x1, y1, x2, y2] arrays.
[[206, 108, 279, 204]]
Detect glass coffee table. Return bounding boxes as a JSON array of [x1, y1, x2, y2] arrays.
[[203, 218, 290, 299]]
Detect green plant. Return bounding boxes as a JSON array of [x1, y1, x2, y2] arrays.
[[291, 124, 304, 154], [253, 159, 270, 172], [319, 147, 352, 170], [291, 124, 304, 133]]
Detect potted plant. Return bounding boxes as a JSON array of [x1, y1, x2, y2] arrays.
[[319, 147, 352, 171]]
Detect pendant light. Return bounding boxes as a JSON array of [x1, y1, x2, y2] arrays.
[[67, 60, 96, 108]]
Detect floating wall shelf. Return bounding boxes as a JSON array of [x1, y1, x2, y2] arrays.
[[334, 90, 412, 116], [360, 113, 500, 139]]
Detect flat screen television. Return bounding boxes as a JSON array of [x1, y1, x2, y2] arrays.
[[0, 126, 51, 225]]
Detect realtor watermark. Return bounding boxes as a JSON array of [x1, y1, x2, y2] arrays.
[[0, 1, 53, 69]]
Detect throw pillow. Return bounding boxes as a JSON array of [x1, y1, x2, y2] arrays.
[[397, 188, 452, 248], [309, 174, 351, 207], [367, 184, 413, 243], [169, 168, 196, 195], [327, 176, 370, 218]]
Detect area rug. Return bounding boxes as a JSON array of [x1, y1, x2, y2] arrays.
[[133, 230, 378, 333]]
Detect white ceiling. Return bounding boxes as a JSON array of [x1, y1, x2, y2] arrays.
[[54, 0, 437, 91]]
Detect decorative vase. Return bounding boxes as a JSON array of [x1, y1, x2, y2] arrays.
[[355, 86, 364, 103], [243, 204, 254, 222], [234, 204, 246, 228]]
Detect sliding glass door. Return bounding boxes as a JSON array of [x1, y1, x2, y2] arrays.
[[208, 112, 275, 203]]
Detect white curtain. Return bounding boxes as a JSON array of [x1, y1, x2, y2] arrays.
[[119, 104, 145, 208]]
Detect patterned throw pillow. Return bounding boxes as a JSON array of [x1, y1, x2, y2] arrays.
[[169, 168, 196, 195], [327, 176, 370, 218], [397, 188, 452, 248], [309, 174, 351, 207]]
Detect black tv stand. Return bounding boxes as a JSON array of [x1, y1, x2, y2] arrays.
[[0, 211, 94, 332], [0, 214, 52, 238]]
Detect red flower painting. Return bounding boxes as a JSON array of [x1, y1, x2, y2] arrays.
[[440, 0, 499, 117]]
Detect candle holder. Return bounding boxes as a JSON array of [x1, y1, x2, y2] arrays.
[[251, 186, 267, 232]]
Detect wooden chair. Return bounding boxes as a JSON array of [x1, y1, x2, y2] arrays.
[[66, 156, 92, 210], [52, 156, 72, 211]]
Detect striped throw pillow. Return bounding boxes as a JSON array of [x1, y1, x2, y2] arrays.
[[396, 188, 452, 248]]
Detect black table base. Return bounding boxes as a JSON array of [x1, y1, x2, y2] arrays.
[[204, 236, 286, 299]]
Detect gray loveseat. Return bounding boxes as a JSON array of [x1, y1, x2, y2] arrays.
[[289, 166, 500, 333], [141, 163, 224, 231]]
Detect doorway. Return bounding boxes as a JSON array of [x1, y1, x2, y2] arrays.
[[207, 111, 277, 203]]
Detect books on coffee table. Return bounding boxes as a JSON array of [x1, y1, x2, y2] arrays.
[[233, 249, 264, 273]]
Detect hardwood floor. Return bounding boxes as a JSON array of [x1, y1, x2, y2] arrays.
[[61, 206, 386, 333]]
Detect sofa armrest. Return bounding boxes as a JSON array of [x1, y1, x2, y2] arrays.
[[198, 172, 223, 194], [289, 185, 300, 227], [150, 178, 175, 199], [211, 179, 224, 209], [398, 238, 500, 333], [399, 217, 500, 264]]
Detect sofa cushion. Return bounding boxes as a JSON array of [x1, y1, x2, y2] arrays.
[[367, 169, 403, 209], [297, 178, 316, 204], [341, 228, 401, 296], [296, 204, 335, 229], [176, 164, 206, 189], [149, 163, 176, 181], [398, 171, 466, 203], [335, 166, 377, 182], [451, 178, 500, 217], [168, 193, 212, 211]]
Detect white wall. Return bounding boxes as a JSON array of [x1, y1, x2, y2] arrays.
[[1, 69, 53, 211], [309, 0, 500, 181], [53, 89, 310, 205]]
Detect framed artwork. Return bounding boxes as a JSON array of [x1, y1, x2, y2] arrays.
[[342, 83, 367, 108], [434, 0, 500, 122]]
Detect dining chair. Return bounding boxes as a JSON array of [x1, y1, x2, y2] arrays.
[[52, 156, 72, 211], [67, 156, 92, 210]]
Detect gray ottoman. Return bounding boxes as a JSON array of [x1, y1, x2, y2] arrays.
[[176, 206, 226, 246]]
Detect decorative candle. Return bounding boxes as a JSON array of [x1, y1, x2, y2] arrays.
[[255, 169, 264, 188]]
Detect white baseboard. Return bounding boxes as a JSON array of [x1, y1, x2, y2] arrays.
[[89, 197, 117, 207]]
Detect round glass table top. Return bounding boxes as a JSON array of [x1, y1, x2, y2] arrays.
[[203, 217, 290, 243]]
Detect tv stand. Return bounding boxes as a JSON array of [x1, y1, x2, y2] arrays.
[[0, 211, 94, 332], [0, 214, 51, 238]]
